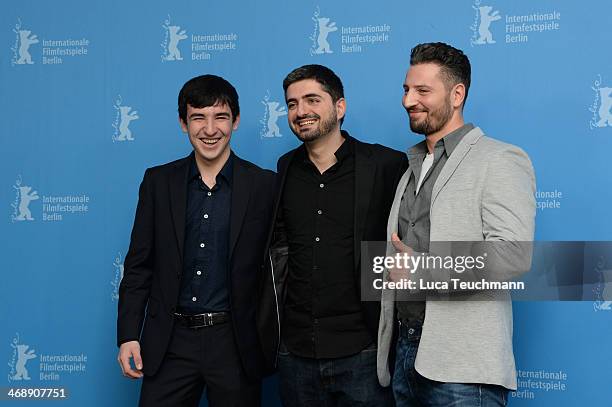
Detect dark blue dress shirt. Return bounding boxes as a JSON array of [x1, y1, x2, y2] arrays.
[[178, 152, 233, 313]]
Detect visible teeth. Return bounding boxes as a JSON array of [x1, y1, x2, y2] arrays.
[[299, 120, 316, 126], [200, 138, 219, 144]]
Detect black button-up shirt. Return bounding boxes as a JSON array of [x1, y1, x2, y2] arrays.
[[282, 134, 371, 359], [396, 124, 474, 325], [178, 153, 233, 313]]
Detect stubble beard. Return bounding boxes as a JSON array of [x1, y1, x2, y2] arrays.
[[409, 99, 453, 136]]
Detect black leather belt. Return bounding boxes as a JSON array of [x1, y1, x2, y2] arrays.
[[174, 312, 229, 328]]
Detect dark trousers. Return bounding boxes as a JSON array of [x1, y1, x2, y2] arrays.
[[139, 322, 261, 407], [278, 342, 394, 407]]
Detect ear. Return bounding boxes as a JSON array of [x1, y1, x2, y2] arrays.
[[178, 116, 188, 133], [335, 98, 346, 122], [452, 83, 466, 109], [232, 114, 240, 131]]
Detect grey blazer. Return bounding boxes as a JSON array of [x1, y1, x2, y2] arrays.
[[377, 126, 536, 390]]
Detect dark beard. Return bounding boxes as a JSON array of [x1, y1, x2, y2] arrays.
[[409, 100, 453, 135], [292, 111, 338, 142]]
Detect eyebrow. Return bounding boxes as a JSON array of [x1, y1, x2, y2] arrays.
[[403, 84, 432, 90], [286, 92, 323, 102], [188, 111, 231, 119]]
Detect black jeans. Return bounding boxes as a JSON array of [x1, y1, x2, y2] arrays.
[[278, 342, 393, 407], [139, 322, 260, 407]]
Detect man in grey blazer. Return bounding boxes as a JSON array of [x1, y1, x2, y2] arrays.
[[377, 42, 536, 406]]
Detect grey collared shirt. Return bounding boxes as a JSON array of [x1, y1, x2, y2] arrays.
[[396, 123, 475, 325]]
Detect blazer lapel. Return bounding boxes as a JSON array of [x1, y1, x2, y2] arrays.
[[354, 142, 376, 268], [264, 149, 296, 252], [272, 150, 295, 223], [387, 166, 411, 239], [229, 156, 250, 260], [169, 154, 191, 267], [431, 127, 483, 206]]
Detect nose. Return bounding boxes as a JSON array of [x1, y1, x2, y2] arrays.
[[203, 119, 216, 136], [403, 90, 418, 110], [296, 101, 309, 118]]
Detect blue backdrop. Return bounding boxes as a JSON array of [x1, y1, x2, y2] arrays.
[[2, 0, 611, 405]]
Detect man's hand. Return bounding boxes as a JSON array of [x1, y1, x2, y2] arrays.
[[388, 233, 413, 282], [117, 340, 144, 379]]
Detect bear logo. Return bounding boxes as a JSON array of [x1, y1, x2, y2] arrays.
[[12, 344, 36, 381], [16, 29, 39, 64], [595, 87, 612, 128], [116, 106, 139, 141], [475, 5, 501, 45], [313, 17, 337, 54], [262, 101, 287, 138], [165, 25, 187, 61], [15, 185, 39, 221]]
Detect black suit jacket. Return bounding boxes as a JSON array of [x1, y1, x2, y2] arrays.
[[117, 152, 275, 380], [257, 133, 408, 372]]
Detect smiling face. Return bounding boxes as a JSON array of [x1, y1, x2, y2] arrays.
[[402, 62, 461, 137], [285, 79, 345, 143], [179, 102, 238, 166]]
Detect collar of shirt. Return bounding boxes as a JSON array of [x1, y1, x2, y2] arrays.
[[407, 123, 475, 161], [297, 130, 355, 168], [187, 151, 234, 187]]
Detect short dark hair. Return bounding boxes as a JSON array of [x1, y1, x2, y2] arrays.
[[283, 64, 344, 102], [410, 42, 471, 106], [283, 64, 345, 124], [178, 74, 239, 123]]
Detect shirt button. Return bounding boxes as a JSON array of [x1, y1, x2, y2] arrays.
[[315, 237, 320, 242], [317, 210, 322, 215], [319, 183, 324, 188], [196, 270, 202, 276], [200, 243, 205, 248], [191, 297, 197, 302], [408, 328, 415, 335], [207, 192, 212, 196], [203, 213, 209, 219], [411, 222, 415, 227]]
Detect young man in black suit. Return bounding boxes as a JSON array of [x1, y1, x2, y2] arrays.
[[258, 64, 408, 406], [117, 75, 274, 407]]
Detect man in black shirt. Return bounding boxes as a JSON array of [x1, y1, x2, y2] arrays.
[[258, 64, 407, 406], [117, 75, 275, 406]]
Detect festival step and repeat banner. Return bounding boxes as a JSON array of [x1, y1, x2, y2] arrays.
[[1, 0, 611, 405]]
